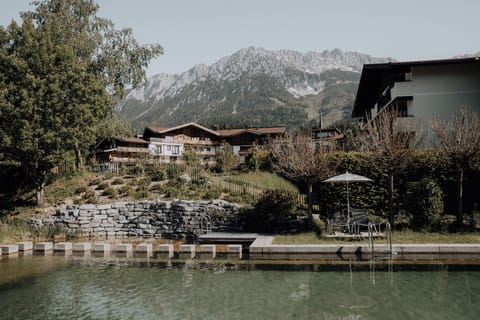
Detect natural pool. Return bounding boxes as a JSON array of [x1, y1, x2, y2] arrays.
[[1, 255, 479, 320]]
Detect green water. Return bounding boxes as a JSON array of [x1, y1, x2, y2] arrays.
[[0, 256, 479, 320]]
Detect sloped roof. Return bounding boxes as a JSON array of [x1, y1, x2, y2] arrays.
[[116, 136, 149, 144], [147, 122, 220, 136], [217, 126, 286, 137]]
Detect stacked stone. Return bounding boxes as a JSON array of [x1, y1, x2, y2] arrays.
[[35, 199, 241, 239]]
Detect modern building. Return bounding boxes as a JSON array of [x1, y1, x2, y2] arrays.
[[352, 57, 480, 126]]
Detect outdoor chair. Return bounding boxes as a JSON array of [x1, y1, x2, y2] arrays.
[[327, 210, 350, 234], [350, 208, 379, 234]]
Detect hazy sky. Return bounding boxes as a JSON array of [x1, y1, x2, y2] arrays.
[[1, 0, 479, 76]]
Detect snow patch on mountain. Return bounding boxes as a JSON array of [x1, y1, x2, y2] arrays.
[[117, 47, 393, 112]]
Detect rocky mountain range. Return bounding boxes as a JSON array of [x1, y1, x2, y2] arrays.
[[116, 47, 393, 131]]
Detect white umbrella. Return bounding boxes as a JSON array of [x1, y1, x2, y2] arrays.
[[323, 171, 373, 223]]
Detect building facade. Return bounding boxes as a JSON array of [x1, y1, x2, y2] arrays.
[[97, 122, 286, 164], [352, 57, 480, 126]]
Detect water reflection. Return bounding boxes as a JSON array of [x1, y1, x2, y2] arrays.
[[0, 255, 479, 320]]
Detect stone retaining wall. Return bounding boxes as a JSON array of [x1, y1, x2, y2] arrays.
[[30, 200, 241, 239]]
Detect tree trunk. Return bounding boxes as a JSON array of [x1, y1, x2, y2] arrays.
[[456, 168, 464, 228], [307, 182, 313, 230], [74, 142, 83, 172], [36, 180, 45, 206], [388, 172, 394, 228]]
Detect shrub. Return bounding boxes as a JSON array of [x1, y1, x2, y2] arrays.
[[111, 178, 124, 185], [138, 176, 152, 188], [135, 186, 149, 199], [96, 182, 109, 190], [102, 186, 117, 197], [83, 189, 98, 204], [149, 183, 164, 193], [405, 178, 444, 231], [88, 177, 102, 186], [127, 163, 145, 175], [149, 170, 166, 182], [118, 185, 133, 197], [245, 190, 298, 233], [75, 186, 87, 194], [202, 188, 221, 200]]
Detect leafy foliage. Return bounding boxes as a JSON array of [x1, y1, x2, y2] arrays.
[[215, 143, 237, 173], [405, 178, 444, 231], [0, 0, 162, 205], [183, 148, 201, 167], [245, 190, 298, 233]]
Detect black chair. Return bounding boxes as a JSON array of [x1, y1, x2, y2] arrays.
[[350, 208, 379, 234], [327, 210, 350, 234]]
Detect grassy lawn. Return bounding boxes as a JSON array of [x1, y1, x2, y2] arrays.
[[273, 230, 480, 245], [230, 171, 299, 192]]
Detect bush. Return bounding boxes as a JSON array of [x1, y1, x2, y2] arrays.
[[127, 163, 145, 175], [96, 182, 109, 190], [149, 170, 166, 182], [245, 190, 298, 233], [88, 177, 102, 186], [118, 185, 133, 197], [138, 176, 152, 188], [111, 178, 124, 185], [102, 186, 117, 198], [405, 178, 444, 231], [149, 183, 164, 193], [83, 189, 98, 204], [202, 188, 221, 200], [135, 186, 149, 199]]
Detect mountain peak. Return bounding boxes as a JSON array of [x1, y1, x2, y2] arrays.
[[117, 47, 393, 131]]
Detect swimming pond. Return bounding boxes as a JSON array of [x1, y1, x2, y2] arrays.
[[1, 256, 479, 320]]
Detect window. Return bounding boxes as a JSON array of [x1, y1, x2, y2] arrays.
[[167, 145, 171, 151], [172, 146, 180, 154], [165, 136, 173, 142], [154, 145, 162, 154], [178, 136, 184, 142]]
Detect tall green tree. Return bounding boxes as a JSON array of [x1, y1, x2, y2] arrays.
[[0, 0, 162, 205]]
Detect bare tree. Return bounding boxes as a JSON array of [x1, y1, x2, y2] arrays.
[[431, 106, 480, 227], [358, 110, 424, 228], [271, 133, 336, 229]]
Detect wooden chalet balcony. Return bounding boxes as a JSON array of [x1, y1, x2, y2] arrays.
[[196, 150, 216, 156], [150, 137, 217, 146], [116, 146, 150, 153]]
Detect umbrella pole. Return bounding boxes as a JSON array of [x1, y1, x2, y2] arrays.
[[346, 180, 350, 224]]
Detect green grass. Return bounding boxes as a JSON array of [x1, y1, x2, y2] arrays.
[[273, 230, 480, 245], [230, 171, 299, 192]]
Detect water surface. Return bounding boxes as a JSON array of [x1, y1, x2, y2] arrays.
[[0, 256, 479, 320]]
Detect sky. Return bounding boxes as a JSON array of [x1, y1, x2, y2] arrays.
[[1, 0, 479, 77]]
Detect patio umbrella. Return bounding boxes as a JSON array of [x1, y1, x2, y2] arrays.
[[323, 171, 373, 223]]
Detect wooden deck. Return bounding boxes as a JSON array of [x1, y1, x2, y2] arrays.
[[198, 232, 260, 245]]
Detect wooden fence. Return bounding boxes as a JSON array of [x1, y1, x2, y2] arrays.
[[211, 176, 313, 210]]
